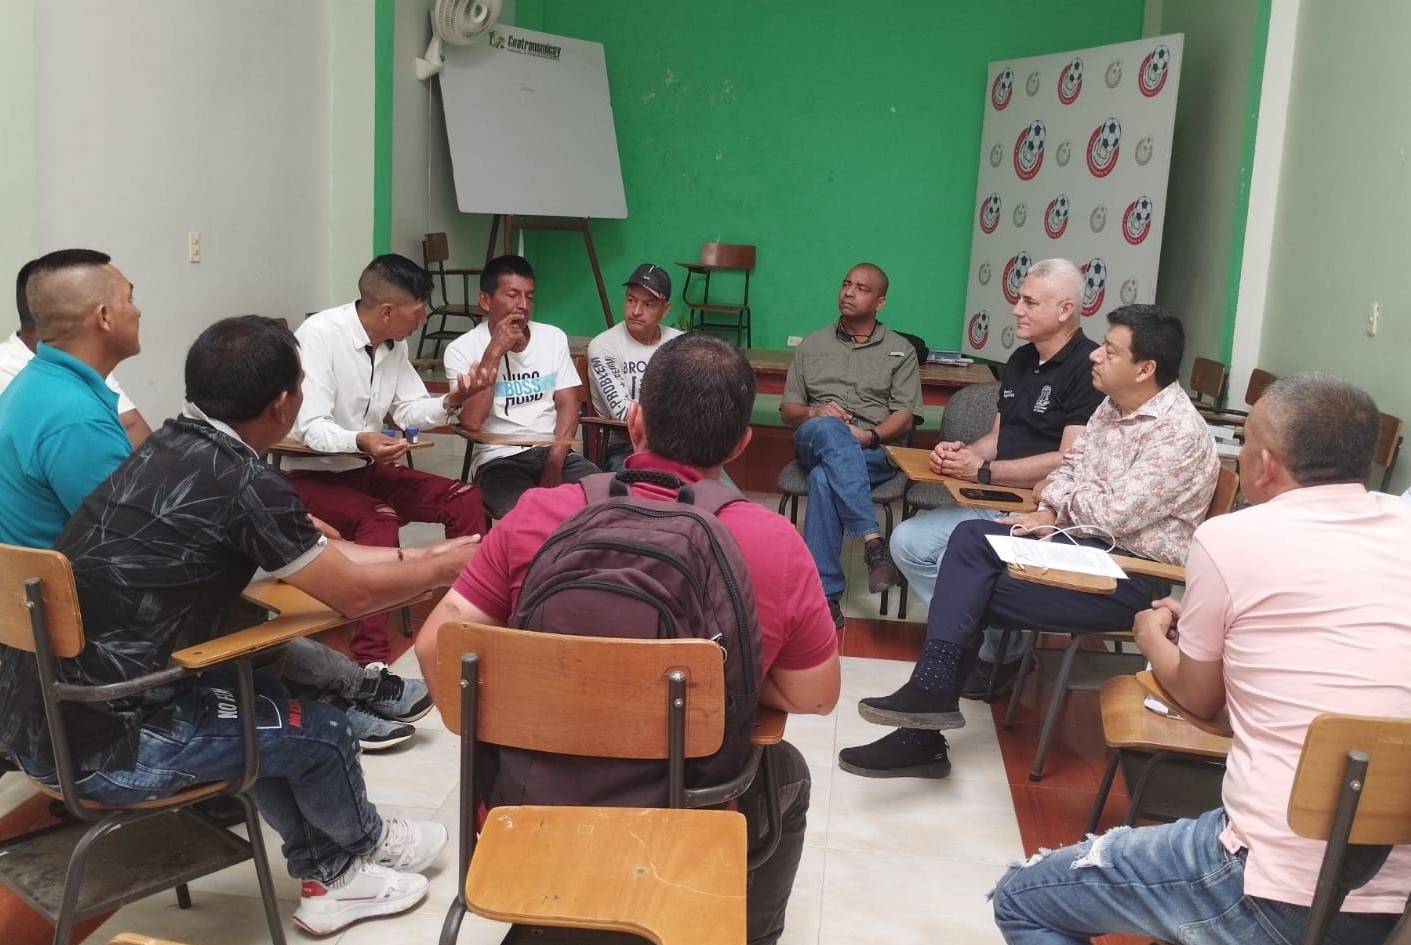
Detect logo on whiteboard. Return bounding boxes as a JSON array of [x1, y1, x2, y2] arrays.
[[1081, 259, 1107, 317], [1044, 195, 1069, 240], [991, 68, 1014, 110], [968, 311, 990, 350], [1013, 121, 1045, 181], [1138, 45, 1170, 97], [1001, 251, 1033, 304], [1057, 58, 1083, 105], [1123, 197, 1154, 245], [979, 193, 1002, 234], [1087, 118, 1121, 178]]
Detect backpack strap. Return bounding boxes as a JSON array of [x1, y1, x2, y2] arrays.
[[580, 469, 745, 515]]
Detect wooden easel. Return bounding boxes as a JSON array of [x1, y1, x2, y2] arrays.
[[483, 214, 615, 328]]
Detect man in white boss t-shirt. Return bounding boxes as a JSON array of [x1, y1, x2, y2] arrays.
[[443, 255, 599, 518], [587, 263, 682, 470]]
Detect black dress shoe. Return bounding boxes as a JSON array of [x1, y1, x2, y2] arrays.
[[961, 658, 1023, 701], [838, 730, 952, 779], [858, 679, 965, 730], [828, 598, 845, 631]]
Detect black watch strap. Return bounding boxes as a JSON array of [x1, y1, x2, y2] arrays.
[[978, 461, 992, 484], [868, 430, 881, 450]]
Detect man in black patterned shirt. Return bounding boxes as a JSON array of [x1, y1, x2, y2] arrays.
[[0, 316, 474, 935]]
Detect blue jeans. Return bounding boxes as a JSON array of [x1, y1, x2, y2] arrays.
[[22, 669, 382, 883], [793, 416, 898, 600], [991, 808, 1397, 944], [891, 505, 1025, 664]]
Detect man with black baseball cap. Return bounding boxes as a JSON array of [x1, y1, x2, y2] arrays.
[[586, 262, 682, 469]]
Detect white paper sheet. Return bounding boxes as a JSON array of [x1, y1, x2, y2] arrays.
[[986, 535, 1128, 579]]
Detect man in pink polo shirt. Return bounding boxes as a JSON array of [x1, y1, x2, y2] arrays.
[[417, 333, 840, 945], [991, 373, 1411, 945]]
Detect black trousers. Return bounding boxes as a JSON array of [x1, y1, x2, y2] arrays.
[[739, 739, 810, 945], [474, 447, 600, 519]]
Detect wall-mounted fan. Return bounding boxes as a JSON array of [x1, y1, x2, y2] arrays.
[[414, 0, 502, 80]]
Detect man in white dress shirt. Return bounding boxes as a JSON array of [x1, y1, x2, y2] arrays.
[[283, 253, 489, 665]]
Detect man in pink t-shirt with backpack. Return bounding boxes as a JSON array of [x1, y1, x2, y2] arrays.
[[991, 373, 1411, 945]]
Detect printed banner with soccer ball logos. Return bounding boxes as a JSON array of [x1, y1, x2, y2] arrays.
[[963, 34, 1183, 361]]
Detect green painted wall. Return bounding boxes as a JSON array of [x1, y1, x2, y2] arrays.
[[0, 0, 38, 334], [517, 0, 1145, 346], [1258, 0, 1411, 492]]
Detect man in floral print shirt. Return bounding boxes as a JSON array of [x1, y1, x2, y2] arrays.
[[841, 304, 1218, 778]]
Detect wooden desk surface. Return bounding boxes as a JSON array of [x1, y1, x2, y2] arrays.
[[269, 438, 433, 457], [885, 446, 1037, 512], [1136, 669, 1234, 739]]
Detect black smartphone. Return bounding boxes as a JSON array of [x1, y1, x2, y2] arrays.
[[959, 487, 1026, 503]]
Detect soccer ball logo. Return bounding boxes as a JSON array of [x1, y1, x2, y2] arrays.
[[1087, 117, 1121, 178], [1123, 196, 1154, 245], [1012, 202, 1028, 228], [989, 143, 1004, 168], [1055, 140, 1073, 167], [1120, 277, 1140, 305], [968, 310, 990, 350], [1013, 120, 1045, 181], [1001, 324, 1016, 349], [992, 68, 1014, 110], [1026, 71, 1041, 97], [1081, 258, 1107, 317], [1105, 59, 1123, 88], [979, 193, 1002, 234], [1135, 135, 1155, 166], [1002, 251, 1033, 305], [1139, 45, 1170, 97], [1058, 58, 1084, 105], [1044, 195, 1069, 240], [978, 261, 992, 286], [1090, 205, 1108, 233]]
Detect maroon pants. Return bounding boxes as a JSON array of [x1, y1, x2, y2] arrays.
[[285, 462, 484, 665]]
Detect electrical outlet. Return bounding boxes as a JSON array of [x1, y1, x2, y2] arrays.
[[187, 230, 201, 264], [786, 335, 802, 347], [1368, 302, 1380, 337]]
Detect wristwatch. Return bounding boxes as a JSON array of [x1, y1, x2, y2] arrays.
[[977, 461, 993, 484], [868, 430, 881, 450]]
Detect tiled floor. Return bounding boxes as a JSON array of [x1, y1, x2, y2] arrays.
[[0, 436, 1134, 944]]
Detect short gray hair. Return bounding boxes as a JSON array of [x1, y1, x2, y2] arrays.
[[1258, 373, 1379, 486], [1025, 258, 1083, 305]]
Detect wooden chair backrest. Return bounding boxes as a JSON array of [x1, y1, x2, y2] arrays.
[[1288, 714, 1411, 845], [1206, 466, 1239, 520], [700, 242, 756, 271], [1374, 412, 1403, 470], [423, 232, 451, 266], [1189, 357, 1228, 402], [434, 621, 726, 759], [0, 544, 84, 658], [1245, 368, 1277, 406]]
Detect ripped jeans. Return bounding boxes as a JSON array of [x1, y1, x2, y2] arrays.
[[990, 808, 1396, 945]]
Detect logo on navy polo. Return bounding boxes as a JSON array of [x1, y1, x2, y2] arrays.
[[1044, 195, 1069, 239], [1081, 258, 1107, 317], [1138, 45, 1171, 97], [1013, 120, 1045, 180], [979, 193, 1002, 234], [991, 68, 1014, 110], [1123, 197, 1154, 245], [1033, 385, 1053, 413], [1057, 58, 1083, 105], [1001, 251, 1033, 304], [1087, 117, 1121, 178], [967, 311, 990, 350]]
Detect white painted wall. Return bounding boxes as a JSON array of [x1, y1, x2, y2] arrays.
[[0, 0, 38, 335], [33, 0, 335, 422]]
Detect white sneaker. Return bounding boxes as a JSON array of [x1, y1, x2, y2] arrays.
[[292, 861, 428, 935], [370, 816, 448, 873]]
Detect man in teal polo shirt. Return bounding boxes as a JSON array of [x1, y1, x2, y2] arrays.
[[0, 249, 135, 548]]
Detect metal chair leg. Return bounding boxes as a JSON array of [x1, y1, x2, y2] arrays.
[[239, 792, 289, 945], [1084, 749, 1122, 835], [176, 882, 192, 909], [1029, 635, 1085, 781], [985, 625, 1018, 702], [1003, 631, 1038, 729]]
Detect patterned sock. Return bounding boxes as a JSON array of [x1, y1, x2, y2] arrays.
[[910, 638, 968, 692]]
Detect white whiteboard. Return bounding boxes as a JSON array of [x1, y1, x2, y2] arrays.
[[963, 34, 1183, 361], [438, 26, 627, 219]]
